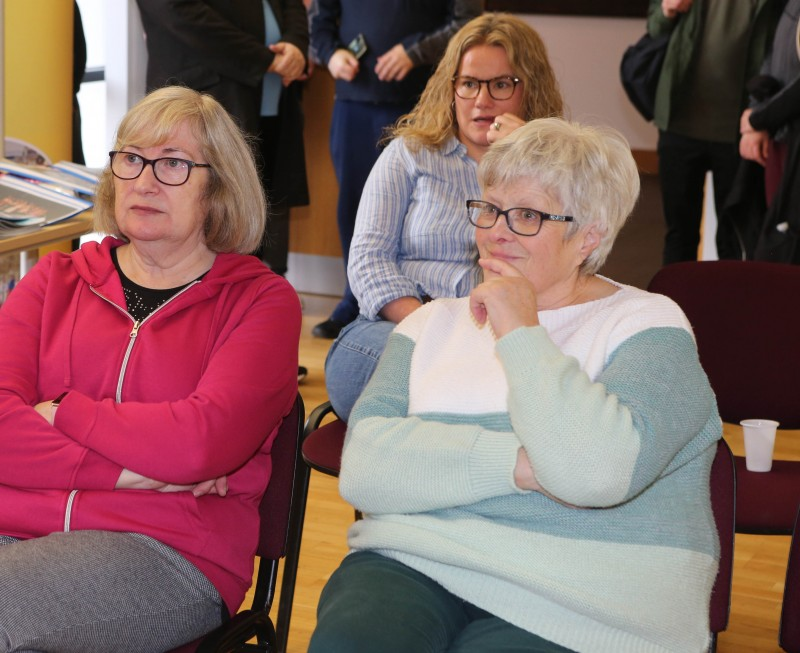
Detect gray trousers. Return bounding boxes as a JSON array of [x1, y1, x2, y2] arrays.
[[0, 531, 224, 653]]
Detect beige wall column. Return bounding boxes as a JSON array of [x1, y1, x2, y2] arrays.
[[3, 0, 75, 255], [4, 0, 73, 162]]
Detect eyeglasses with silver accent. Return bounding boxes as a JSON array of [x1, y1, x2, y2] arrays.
[[109, 151, 212, 187], [466, 200, 574, 237], [452, 75, 520, 101]]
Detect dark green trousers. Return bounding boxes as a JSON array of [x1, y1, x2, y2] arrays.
[[309, 550, 575, 653]]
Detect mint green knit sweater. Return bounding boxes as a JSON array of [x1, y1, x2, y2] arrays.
[[340, 281, 721, 653]]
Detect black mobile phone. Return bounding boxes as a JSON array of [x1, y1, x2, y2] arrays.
[[347, 33, 368, 59]]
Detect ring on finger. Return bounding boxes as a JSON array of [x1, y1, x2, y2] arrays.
[[493, 121, 501, 131]]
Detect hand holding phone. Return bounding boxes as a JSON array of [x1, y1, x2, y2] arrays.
[[347, 34, 368, 59]]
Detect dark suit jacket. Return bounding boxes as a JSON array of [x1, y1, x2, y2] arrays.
[[136, 0, 309, 206]]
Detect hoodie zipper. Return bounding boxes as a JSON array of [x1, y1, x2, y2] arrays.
[[63, 280, 201, 531]]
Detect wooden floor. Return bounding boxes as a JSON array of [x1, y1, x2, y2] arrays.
[[253, 292, 797, 653]]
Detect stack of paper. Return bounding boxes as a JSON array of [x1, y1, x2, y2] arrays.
[[0, 174, 92, 238]]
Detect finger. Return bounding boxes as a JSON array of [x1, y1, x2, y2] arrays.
[[192, 479, 215, 497], [375, 61, 393, 81], [760, 141, 770, 164], [215, 476, 228, 497], [469, 292, 488, 325], [478, 257, 523, 278]]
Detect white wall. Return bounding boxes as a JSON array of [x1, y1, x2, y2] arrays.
[[104, 1, 147, 154], [76, 0, 147, 168], [98, 8, 658, 159], [521, 14, 657, 151]]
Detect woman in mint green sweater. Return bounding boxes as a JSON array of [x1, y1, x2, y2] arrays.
[[310, 118, 722, 653]]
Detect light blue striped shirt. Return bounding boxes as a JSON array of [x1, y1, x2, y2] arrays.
[[348, 136, 483, 320]]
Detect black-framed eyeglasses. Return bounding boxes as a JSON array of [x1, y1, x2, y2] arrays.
[[109, 151, 212, 187], [466, 200, 574, 237], [452, 75, 521, 101]]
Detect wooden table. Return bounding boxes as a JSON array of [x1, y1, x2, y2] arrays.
[[0, 214, 94, 256]]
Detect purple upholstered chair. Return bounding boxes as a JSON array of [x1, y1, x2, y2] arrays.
[[302, 401, 347, 478], [709, 438, 737, 651], [170, 394, 308, 653], [301, 401, 361, 521], [649, 260, 800, 535], [781, 505, 800, 652]]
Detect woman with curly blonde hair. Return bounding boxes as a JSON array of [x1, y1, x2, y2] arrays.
[[325, 13, 564, 420], [391, 13, 564, 151]]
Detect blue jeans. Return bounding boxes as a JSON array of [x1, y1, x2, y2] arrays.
[[324, 316, 395, 421], [309, 551, 575, 653]]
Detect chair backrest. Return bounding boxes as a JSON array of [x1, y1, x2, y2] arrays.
[[177, 394, 308, 653], [780, 505, 800, 652], [257, 393, 306, 562], [251, 393, 308, 651], [647, 261, 800, 428], [709, 438, 736, 646], [302, 400, 347, 477]]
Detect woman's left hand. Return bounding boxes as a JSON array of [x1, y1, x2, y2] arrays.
[[469, 258, 539, 339], [487, 113, 525, 144]]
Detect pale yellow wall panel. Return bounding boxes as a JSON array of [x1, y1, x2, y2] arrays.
[[4, 0, 73, 162]]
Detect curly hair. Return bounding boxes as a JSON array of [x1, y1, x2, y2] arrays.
[[389, 13, 564, 151]]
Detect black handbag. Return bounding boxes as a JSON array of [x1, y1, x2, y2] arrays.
[[620, 33, 670, 122]]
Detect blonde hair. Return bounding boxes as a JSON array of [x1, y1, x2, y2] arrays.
[[390, 13, 563, 150], [479, 118, 640, 275], [94, 86, 265, 253]]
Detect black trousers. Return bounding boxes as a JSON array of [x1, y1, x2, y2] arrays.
[[657, 130, 741, 264], [255, 115, 291, 276]]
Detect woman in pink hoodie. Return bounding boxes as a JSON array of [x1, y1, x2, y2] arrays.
[[0, 86, 301, 652]]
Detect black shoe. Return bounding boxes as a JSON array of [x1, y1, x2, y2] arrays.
[[312, 318, 347, 339], [298, 366, 308, 383]]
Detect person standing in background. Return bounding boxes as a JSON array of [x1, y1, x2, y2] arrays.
[[648, 0, 782, 264], [72, 1, 87, 164], [739, 0, 800, 262], [135, 0, 310, 279], [308, 0, 483, 339]]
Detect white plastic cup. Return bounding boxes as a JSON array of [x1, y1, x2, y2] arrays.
[[740, 419, 780, 472]]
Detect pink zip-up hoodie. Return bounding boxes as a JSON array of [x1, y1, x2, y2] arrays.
[[0, 237, 301, 613]]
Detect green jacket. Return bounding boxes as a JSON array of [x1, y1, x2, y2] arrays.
[[647, 0, 783, 136]]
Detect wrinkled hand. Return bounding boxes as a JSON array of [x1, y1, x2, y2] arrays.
[[375, 44, 413, 82], [116, 469, 228, 497], [469, 258, 539, 339], [662, 0, 692, 18], [268, 42, 306, 86], [486, 113, 526, 145], [328, 49, 359, 82]]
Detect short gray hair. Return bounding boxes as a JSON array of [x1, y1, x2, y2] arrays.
[[478, 118, 640, 275]]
